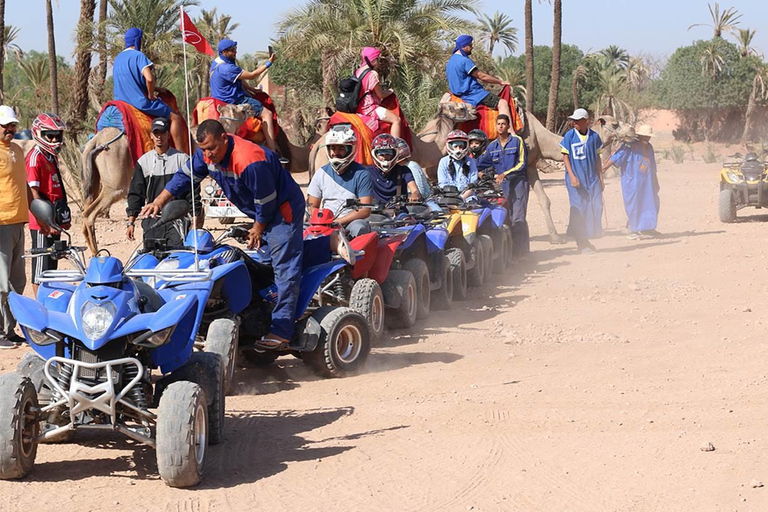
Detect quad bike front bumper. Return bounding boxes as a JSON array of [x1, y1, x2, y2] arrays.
[[38, 356, 155, 446]]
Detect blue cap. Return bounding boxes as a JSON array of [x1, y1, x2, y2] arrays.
[[218, 39, 237, 53], [124, 27, 143, 49]]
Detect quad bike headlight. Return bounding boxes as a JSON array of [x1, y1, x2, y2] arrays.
[[81, 301, 116, 340], [130, 326, 175, 348], [205, 184, 215, 196], [23, 327, 62, 346], [726, 171, 744, 183]]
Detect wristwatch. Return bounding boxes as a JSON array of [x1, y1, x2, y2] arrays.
[[126, 220, 135, 227]]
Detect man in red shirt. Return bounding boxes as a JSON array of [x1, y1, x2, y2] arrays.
[[26, 113, 69, 293]]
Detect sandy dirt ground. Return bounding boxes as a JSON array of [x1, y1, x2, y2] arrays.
[[3, 152, 768, 512]]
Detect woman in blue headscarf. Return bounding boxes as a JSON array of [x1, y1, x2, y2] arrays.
[[445, 35, 512, 121], [112, 28, 188, 152]]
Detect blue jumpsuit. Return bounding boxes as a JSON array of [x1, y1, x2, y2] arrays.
[[477, 134, 529, 256], [166, 135, 305, 339], [608, 141, 660, 232]]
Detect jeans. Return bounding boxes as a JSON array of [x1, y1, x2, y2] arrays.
[[235, 95, 264, 117], [0, 223, 26, 337]]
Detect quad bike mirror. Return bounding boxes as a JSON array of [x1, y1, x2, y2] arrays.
[[29, 198, 63, 233]]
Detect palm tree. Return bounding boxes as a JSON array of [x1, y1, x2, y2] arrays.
[[594, 68, 632, 122], [545, 0, 561, 131], [277, 0, 477, 106], [2, 25, 21, 61], [0, 0, 5, 101], [108, 0, 198, 64], [477, 11, 518, 56], [72, 0, 96, 131], [742, 65, 768, 143], [733, 28, 758, 58], [524, 0, 533, 110], [46, 0, 59, 113], [688, 2, 741, 38], [599, 45, 629, 70], [18, 55, 49, 94], [700, 40, 725, 78], [571, 64, 587, 109], [94, 0, 109, 103], [625, 56, 649, 92]]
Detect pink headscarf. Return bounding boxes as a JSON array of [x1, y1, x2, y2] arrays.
[[361, 47, 381, 67]]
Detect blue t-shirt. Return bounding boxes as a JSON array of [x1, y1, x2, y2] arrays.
[[307, 162, 373, 218], [366, 164, 414, 205], [445, 53, 489, 107], [210, 56, 246, 104], [112, 48, 171, 117]]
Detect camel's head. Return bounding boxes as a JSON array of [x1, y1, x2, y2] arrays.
[[438, 99, 478, 123], [594, 115, 625, 146], [314, 107, 334, 136], [216, 103, 253, 134]]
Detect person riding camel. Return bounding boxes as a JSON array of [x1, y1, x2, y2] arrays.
[[437, 130, 479, 200], [355, 47, 402, 139], [366, 133, 421, 207], [446, 35, 512, 122], [112, 28, 188, 153], [307, 125, 373, 238], [210, 39, 277, 151]]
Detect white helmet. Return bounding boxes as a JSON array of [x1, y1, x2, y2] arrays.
[[325, 124, 358, 173], [445, 130, 469, 160]]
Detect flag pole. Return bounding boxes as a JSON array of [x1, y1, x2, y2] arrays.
[[180, 6, 199, 271]]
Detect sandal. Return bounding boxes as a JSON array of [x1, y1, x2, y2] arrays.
[[255, 336, 290, 351]]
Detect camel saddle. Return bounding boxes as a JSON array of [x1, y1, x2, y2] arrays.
[[95, 89, 188, 165], [448, 85, 524, 139], [193, 91, 281, 144]]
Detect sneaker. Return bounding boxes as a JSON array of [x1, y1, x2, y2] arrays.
[[627, 232, 641, 240], [0, 336, 19, 349], [7, 333, 26, 345], [580, 247, 595, 255], [642, 229, 662, 238]]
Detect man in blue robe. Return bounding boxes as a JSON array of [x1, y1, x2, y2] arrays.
[[445, 35, 512, 121], [112, 28, 187, 152], [560, 108, 604, 254], [603, 124, 660, 238]]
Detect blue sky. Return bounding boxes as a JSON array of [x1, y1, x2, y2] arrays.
[[6, 1, 768, 62]]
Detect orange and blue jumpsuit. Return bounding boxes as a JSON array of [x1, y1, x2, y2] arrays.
[[166, 135, 305, 339]]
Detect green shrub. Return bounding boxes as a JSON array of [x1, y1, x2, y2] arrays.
[[670, 145, 686, 164], [702, 143, 719, 163]]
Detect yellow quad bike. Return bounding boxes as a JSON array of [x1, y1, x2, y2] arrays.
[[719, 152, 768, 223], [431, 186, 490, 300]]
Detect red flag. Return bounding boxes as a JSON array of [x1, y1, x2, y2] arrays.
[[180, 8, 214, 56]]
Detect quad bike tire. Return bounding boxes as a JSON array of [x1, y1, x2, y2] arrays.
[[304, 307, 371, 377], [447, 248, 467, 301], [467, 239, 485, 288], [503, 225, 514, 268], [431, 255, 453, 310], [494, 226, 510, 274], [204, 317, 239, 395], [719, 188, 736, 223], [350, 278, 385, 342], [157, 352, 225, 446], [16, 353, 73, 444], [156, 381, 208, 488], [404, 258, 431, 320], [382, 269, 418, 329], [0, 374, 39, 479], [479, 234, 494, 283]]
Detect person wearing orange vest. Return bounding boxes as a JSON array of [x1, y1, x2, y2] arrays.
[[141, 120, 305, 349]]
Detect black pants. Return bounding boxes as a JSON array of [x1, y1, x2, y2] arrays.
[[30, 230, 60, 285]]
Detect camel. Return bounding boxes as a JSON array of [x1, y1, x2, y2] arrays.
[[81, 104, 313, 255]]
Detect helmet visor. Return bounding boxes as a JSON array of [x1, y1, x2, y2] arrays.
[[42, 131, 63, 143]]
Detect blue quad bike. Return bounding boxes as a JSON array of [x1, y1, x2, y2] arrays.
[[137, 225, 371, 377], [0, 200, 239, 488]]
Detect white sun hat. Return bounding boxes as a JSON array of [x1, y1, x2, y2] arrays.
[[636, 124, 654, 137], [568, 108, 589, 120], [0, 105, 20, 126]]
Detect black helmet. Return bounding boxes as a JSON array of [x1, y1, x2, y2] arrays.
[[745, 152, 759, 162], [467, 129, 488, 158]]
